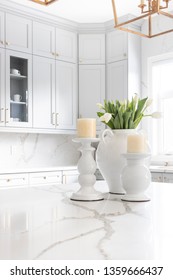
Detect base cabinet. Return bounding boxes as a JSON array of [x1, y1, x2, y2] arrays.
[[0, 168, 78, 188], [62, 170, 79, 184]]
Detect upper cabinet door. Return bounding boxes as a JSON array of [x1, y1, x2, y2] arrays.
[[5, 13, 32, 53], [0, 11, 5, 49], [107, 60, 128, 101], [55, 29, 77, 63], [79, 65, 105, 129], [33, 21, 55, 59], [107, 30, 128, 63], [79, 34, 105, 64], [33, 56, 55, 129], [56, 61, 77, 129], [6, 50, 33, 127]]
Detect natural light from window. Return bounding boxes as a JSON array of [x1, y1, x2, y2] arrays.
[[152, 57, 173, 155]]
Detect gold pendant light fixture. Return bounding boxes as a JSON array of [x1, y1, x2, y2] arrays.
[[111, 0, 173, 38], [31, 0, 58, 5]]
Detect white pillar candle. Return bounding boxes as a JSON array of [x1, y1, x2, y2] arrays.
[[127, 134, 145, 153], [77, 118, 96, 138]]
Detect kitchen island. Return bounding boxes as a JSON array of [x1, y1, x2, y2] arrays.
[[0, 181, 172, 260]]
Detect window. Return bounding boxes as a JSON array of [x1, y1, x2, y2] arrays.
[[150, 56, 173, 155]]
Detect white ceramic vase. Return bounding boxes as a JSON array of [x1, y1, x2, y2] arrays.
[[121, 153, 151, 202], [96, 129, 149, 195]]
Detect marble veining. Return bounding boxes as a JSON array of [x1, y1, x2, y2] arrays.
[[0, 182, 172, 260], [0, 133, 80, 170]]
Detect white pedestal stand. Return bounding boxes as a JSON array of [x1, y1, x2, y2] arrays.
[[71, 138, 104, 202], [121, 153, 151, 202]]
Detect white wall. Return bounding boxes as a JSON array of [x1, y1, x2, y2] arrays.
[[0, 133, 80, 169]]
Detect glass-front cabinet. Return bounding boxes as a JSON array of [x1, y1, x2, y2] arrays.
[[5, 50, 32, 127]]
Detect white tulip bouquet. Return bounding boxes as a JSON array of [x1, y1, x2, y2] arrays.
[[97, 95, 161, 129]]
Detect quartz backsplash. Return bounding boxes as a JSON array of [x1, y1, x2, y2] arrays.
[[0, 133, 80, 169]]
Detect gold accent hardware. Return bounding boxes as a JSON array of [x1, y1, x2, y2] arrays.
[[31, 0, 58, 5], [7, 179, 10, 182], [123, 53, 126, 57], [52, 112, 55, 125], [5, 42, 10, 45], [0, 41, 4, 45], [43, 176, 46, 179], [52, 52, 55, 56], [111, 0, 173, 38], [56, 53, 59, 57]]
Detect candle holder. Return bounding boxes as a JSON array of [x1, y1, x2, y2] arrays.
[[71, 138, 104, 201], [120, 153, 151, 202]]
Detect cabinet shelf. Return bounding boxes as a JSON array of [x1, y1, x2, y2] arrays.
[[10, 74, 27, 79], [10, 100, 27, 105]]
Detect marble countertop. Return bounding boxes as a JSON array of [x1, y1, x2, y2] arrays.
[[0, 181, 172, 260]]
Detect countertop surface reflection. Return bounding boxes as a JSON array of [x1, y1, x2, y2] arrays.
[[0, 182, 172, 260]]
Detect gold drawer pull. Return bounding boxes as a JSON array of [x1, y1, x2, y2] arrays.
[[43, 176, 46, 180], [7, 179, 11, 182]]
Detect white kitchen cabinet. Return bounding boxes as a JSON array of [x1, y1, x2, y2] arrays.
[[79, 65, 105, 128], [107, 60, 128, 101], [107, 30, 127, 63], [151, 172, 163, 182], [106, 29, 140, 101], [0, 48, 5, 126], [33, 21, 77, 63], [5, 50, 32, 127], [29, 171, 62, 186], [33, 21, 55, 59], [62, 170, 79, 184], [79, 34, 105, 64], [0, 11, 4, 48], [56, 61, 77, 129], [163, 173, 173, 183], [33, 56, 55, 129], [0, 173, 29, 188], [5, 13, 32, 53], [56, 28, 77, 63], [33, 56, 77, 130]]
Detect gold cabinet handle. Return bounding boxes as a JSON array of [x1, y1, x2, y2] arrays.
[[6, 179, 11, 182], [0, 108, 5, 123], [52, 112, 55, 125], [56, 53, 59, 57], [43, 176, 46, 180], [123, 53, 127, 57], [0, 41, 4, 45], [52, 52, 55, 56], [5, 108, 9, 123], [56, 113, 59, 126], [5, 42, 10, 46]]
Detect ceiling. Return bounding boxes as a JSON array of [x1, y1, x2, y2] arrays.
[[7, 0, 173, 23], [7, 0, 145, 23]]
